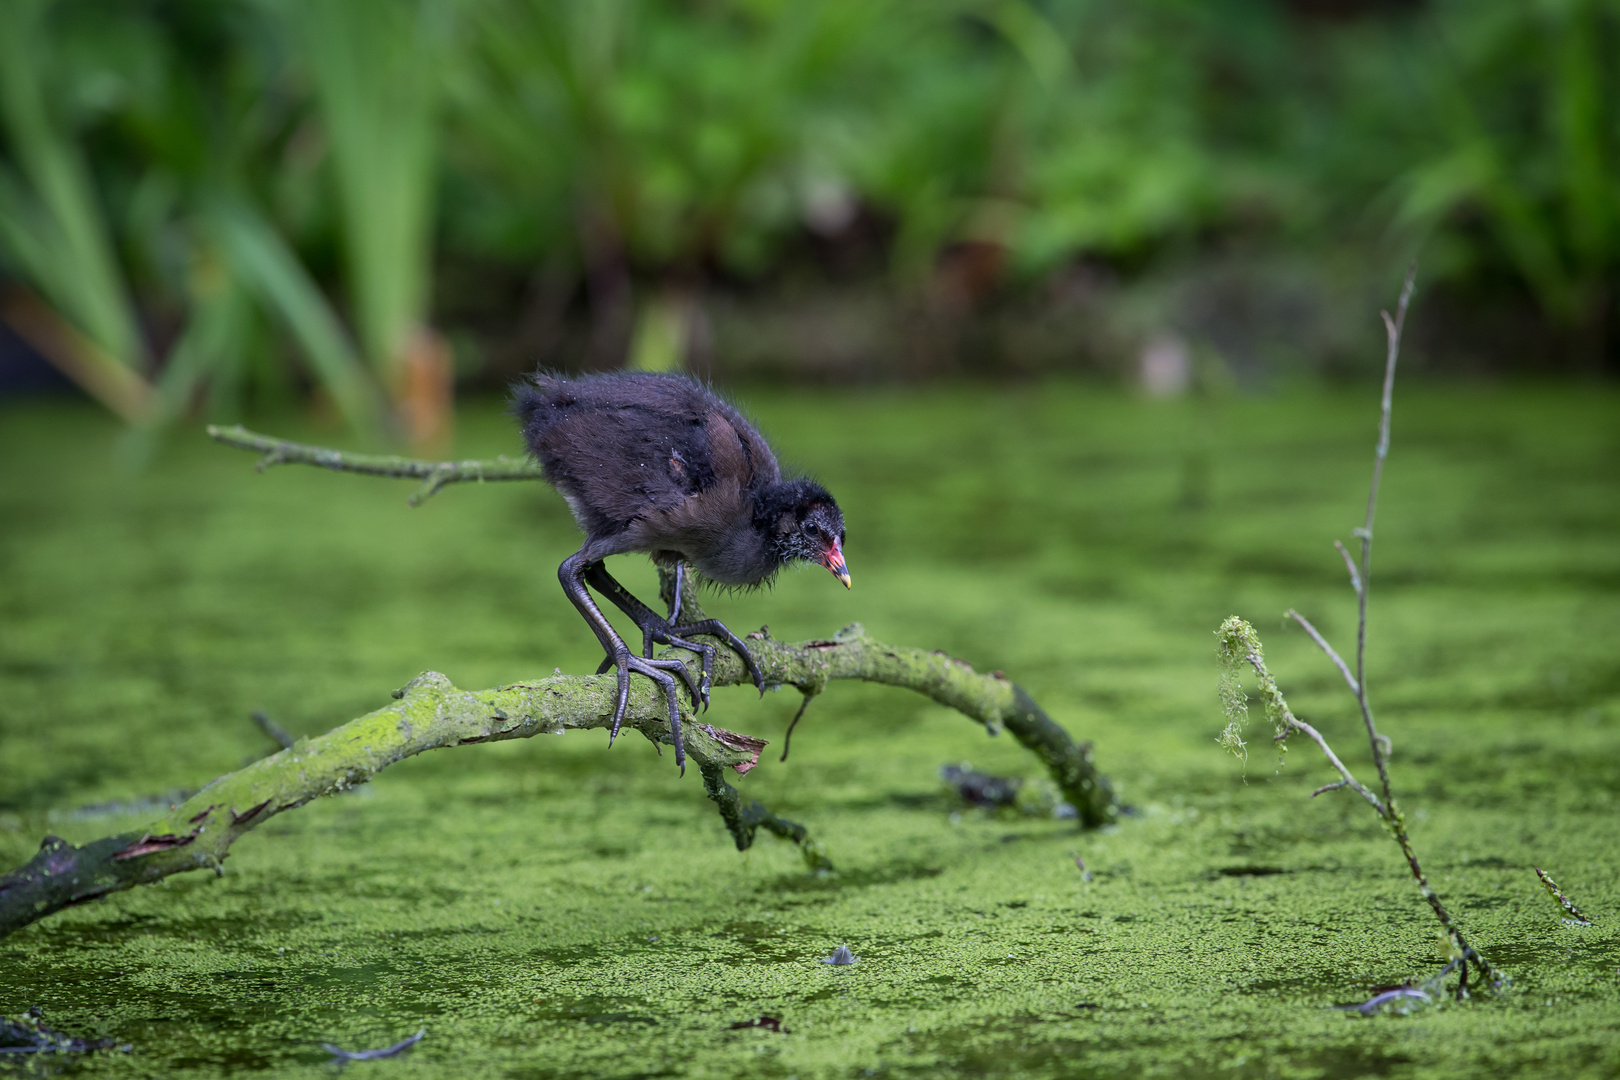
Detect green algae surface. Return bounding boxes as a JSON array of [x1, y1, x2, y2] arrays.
[[1, 384, 1617, 1078]]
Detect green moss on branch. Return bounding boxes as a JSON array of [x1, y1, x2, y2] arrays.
[[0, 668, 755, 939], [1, 614, 1115, 939], [0, 430, 1122, 941]]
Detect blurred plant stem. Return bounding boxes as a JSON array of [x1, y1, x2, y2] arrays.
[[290, 0, 452, 446], [0, 286, 150, 420]]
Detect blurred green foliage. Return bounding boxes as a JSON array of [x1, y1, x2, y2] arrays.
[[1, 0, 1617, 435]]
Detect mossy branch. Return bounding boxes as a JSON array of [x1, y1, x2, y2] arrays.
[[1, 568, 1115, 942], [0, 667, 749, 939]]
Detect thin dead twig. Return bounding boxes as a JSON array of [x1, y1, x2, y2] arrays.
[[1218, 267, 1501, 995], [1285, 609, 1358, 695], [205, 424, 544, 507]]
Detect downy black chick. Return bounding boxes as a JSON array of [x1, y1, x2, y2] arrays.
[[512, 371, 849, 772]]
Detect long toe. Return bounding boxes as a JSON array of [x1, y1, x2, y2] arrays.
[[626, 656, 687, 773], [645, 654, 702, 708], [673, 618, 765, 696], [663, 635, 715, 710]]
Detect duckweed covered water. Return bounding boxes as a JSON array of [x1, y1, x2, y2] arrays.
[[1, 384, 1617, 1078]]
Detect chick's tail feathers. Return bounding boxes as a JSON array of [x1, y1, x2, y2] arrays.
[[509, 372, 569, 451]]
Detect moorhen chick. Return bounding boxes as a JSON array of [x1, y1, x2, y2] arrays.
[[512, 371, 849, 772]]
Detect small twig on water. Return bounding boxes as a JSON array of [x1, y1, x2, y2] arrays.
[[728, 1016, 789, 1033], [250, 710, 296, 751], [1535, 869, 1593, 927], [321, 1029, 425, 1061], [1216, 268, 1501, 996], [1336, 987, 1430, 1015]]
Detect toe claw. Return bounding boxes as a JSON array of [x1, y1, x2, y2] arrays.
[[607, 655, 632, 747]]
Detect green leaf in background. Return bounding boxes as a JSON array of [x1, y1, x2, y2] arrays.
[[212, 199, 386, 441], [0, 0, 147, 408], [286, 0, 447, 380]]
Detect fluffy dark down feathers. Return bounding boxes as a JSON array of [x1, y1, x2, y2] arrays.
[[512, 371, 841, 588]]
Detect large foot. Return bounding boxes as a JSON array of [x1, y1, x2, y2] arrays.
[[657, 564, 763, 703], [577, 558, 763, 773], [585, 561, 764, 709], [666, 618, 767, 700], [596, 617, 760, 710]]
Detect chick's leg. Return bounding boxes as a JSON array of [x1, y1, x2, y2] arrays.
[[559, 551, 697, 773], [584, 561, 714, 703], [664, 562, 767, 698]]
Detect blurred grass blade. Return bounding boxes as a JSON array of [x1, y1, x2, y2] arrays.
[[0, 0, 145, 373], [145, 256, 252, 429], [213, 202, 386, 441], [289, 0, 447, 440], [118, 258, 254, 464], [0, 285, 152, 420]]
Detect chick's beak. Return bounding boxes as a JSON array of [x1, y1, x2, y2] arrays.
[[821, 537, 851, 589]]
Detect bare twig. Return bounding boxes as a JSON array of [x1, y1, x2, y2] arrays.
[[1332, 540, 1362, 593], [249, 710, 295, 751], [1352, 265, 1416, 774], [1285, 609, 1358, 695], [1535, 868, 1593, 926], [779, 689, 818, 762], [1282, 720, 1380, 814], [1217, 269, 1501, 994], [205, 424, 545, 506]]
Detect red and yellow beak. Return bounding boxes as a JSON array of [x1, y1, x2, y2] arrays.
[[820, 536, 851, 589]]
